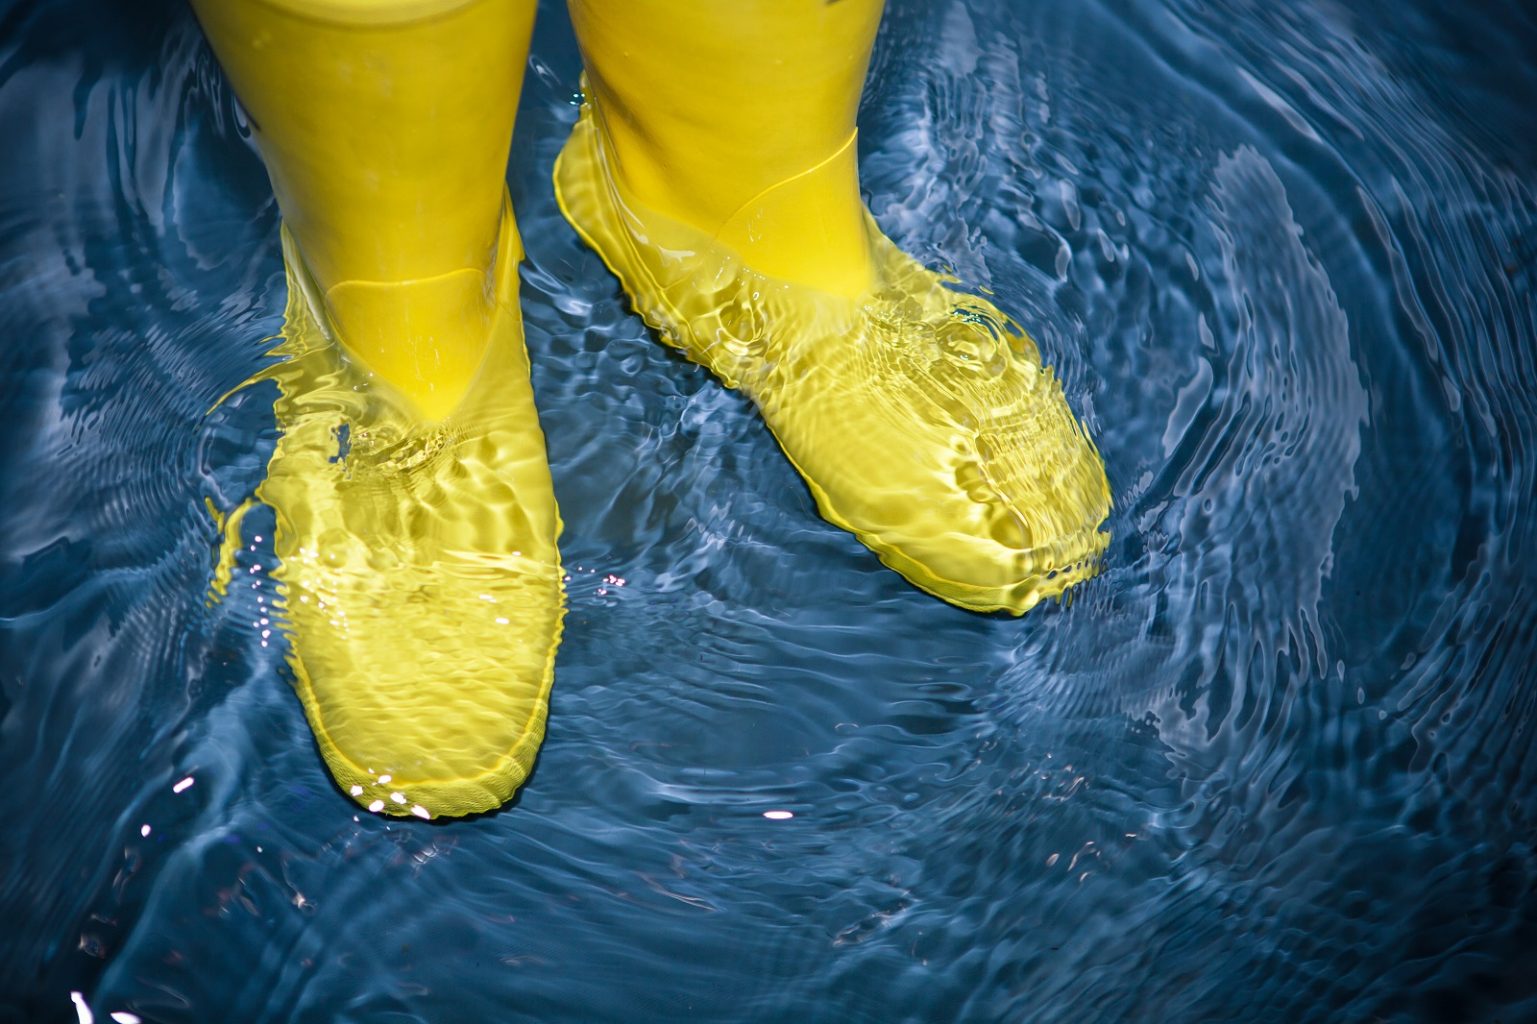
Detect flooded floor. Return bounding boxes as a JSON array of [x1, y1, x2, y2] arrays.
[[2, 0, 1535, 1020]]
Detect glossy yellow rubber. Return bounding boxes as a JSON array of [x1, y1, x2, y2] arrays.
[[194, 0, 563, 817], [568, 0, 880, 300], [558, 0, 1111, 613], [189, 0, 536, 420], [255, 207, 564, 819]]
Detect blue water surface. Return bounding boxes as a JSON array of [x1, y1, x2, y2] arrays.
[[3, 0, 1536, 1021]]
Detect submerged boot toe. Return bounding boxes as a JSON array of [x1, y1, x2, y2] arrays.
[[255, 223, 563, 818], [555, 102, 1109, 613]]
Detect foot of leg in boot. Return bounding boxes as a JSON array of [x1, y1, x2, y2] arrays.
[[258, 210, 564, 818], [557, 0, 1110, 614], [195, 0, 564, 815]]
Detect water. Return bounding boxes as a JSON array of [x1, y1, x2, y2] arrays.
[[3, 0, 1535, 1020]]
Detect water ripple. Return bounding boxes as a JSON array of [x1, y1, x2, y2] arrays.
[[3, 0, 1536, 1021]]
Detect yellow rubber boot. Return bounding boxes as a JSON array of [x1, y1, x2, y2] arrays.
[[556, 0, 1112, 614], [192, 0, 531, 421], [194, 0, 564, 817]]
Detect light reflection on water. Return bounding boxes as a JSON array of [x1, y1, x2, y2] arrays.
[[3, 0, 1536, 1021]]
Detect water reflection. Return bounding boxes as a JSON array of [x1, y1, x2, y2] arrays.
[[2, 0, 1535, 1021]]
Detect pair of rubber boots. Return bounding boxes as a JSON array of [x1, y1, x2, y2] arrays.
[[194, 0, 1111, 818]]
